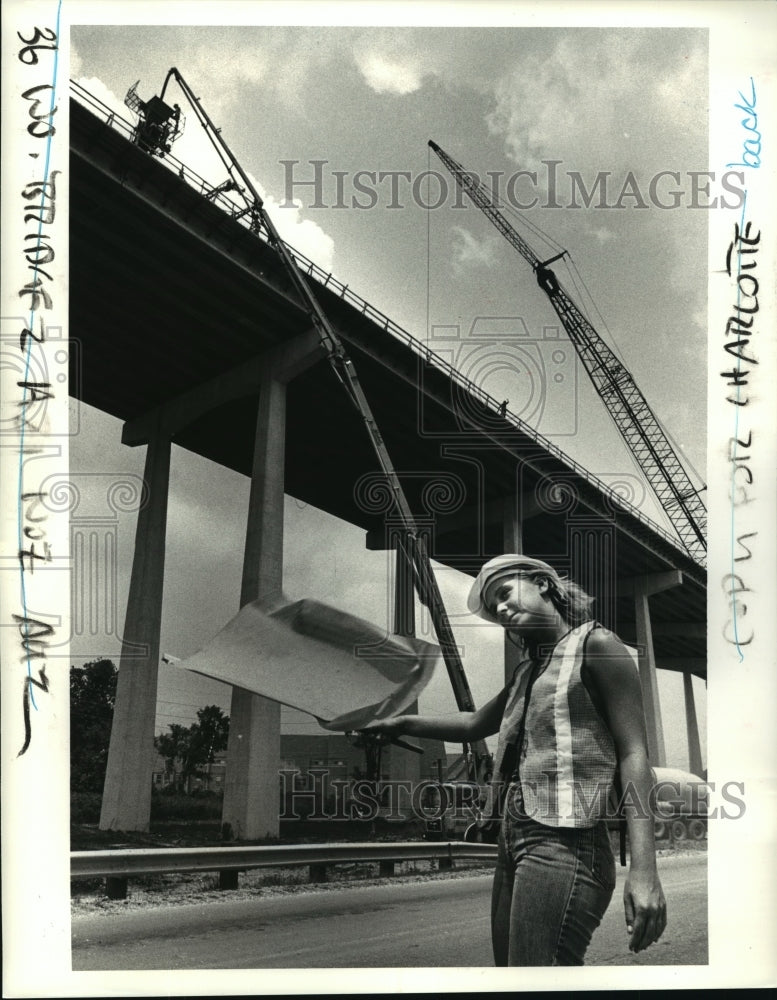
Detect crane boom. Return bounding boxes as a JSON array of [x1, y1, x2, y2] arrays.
[[144, 72, 493, 780], [429, 141, 707, 563]]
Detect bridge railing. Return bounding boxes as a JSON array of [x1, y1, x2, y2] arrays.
[[70, 80, 696, 563], [71, 840, 498, 899]]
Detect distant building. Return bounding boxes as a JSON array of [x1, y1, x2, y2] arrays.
[[152, 732, 448, 793]]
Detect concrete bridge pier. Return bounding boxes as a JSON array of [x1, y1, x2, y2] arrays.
[[99, 329, 321, 838], [568, 516, 617, 633], [222, 333, 322, 842], [389, 536, 421, 786], [502, 489, 524, 684], [220, 369, 285, 842], [621, 570, 684, 767], [683, 671, 704, 776], [99, 426, 171, 832], [393, 533, 416, 640]]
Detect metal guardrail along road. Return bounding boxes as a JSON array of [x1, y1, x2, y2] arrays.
[[71, 841, 498, 897]]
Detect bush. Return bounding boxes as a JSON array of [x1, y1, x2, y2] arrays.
[[154, 783, 182, 797], [71, 791, 102, 824], [71, 789, 225, 824], [190, 788, 221, 799], [150, 792, 223, 821]]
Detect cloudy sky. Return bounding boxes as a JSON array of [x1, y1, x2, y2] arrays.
[[69, 18, 709, 763]]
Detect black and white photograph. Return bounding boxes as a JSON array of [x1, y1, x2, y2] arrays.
[[1, 1, 775, 994]]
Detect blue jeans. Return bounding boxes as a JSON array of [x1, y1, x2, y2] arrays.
[[491, 786, 616, 966]]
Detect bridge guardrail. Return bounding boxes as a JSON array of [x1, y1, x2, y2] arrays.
[[69, 80, 698, 566], [71, 840, 499, 899]]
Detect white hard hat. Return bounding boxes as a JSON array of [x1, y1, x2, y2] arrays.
[[466, 554, 562, 623]]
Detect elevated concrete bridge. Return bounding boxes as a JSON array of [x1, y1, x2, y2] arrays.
[[70, 85, 706, 837]]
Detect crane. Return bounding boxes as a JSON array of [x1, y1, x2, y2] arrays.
[[429, 141, 707, 565], [122, 72, 494, 783]]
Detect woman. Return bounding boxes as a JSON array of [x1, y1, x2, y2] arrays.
[[367, 554, 666, 966]]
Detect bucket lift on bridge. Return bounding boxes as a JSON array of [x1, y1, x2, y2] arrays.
[[123, 71, 494, 785], [124, 81, 184, 156]]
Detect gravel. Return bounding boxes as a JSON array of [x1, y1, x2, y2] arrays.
[[71, 859, 498, 915], [71, 842, 705, 917]]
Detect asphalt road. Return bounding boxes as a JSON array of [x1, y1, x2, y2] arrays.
[[72, 852, 707, 970]]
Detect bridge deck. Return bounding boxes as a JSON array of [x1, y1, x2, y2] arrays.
[[69, 91, 706, 677]]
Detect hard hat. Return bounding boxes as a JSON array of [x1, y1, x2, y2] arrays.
[[466, 554, 562, 623]]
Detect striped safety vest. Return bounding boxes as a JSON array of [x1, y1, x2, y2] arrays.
[[493, 621, 628, 828]]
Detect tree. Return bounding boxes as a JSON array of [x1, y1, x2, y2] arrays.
[[154, 723, 193, 790], [154, 705, 229, 792], [70, 659, 118, 793], [190, 705, 230, 775]]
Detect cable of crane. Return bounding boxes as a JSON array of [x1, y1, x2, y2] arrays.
[[458, 169, 622, 358], [558, 259, 602, 334], [562, 257, 630, 361], [486, 179, 634, 370], [481, 170, 639, 399], [426, 142, 432, 342], [496, 187, 566, 256], [453, 162, 564, 262], [430, 140, 706, 563], [648, 411, 707, 495], [134, 73, 494, 783], [553, 255, 706, 504], [439, 165, 704, 539], [489, 173, 633, 371]]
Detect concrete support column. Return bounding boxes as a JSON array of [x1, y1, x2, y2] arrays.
[[621, 571, 683, 769], [391, 537, 420, 786], [393, 535, 416, 638], [568, 517, 617, 632], [633, 590, 666, 766], [100, 429, 171, 831], [221, 372, 285, 841], [502, 490, 522, 554], [503, 491, 523, 685], [683, 672, 704, 777]]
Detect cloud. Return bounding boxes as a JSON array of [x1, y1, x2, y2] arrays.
[[264, 193, 335, 272], [449, 226, 499, 270], [589, 226, 616, 245], [69, 42, 83, 78], [350, 28, 437, 96], [175, 31, 325, 116], [72, 72, 335, 272], [73, 74, 132, 122], [485, 31, 707, 179], [486, 33, 632, 168], [229, 163, 334, 271], [655, 45, 708, 132], [354, 51, 425, 95]]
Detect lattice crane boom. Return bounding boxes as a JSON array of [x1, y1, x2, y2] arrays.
[[429, 141, 707, 563], [130, 71, 493, 781]]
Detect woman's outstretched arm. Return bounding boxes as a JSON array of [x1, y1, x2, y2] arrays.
[[365, 683, 511, 743]]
